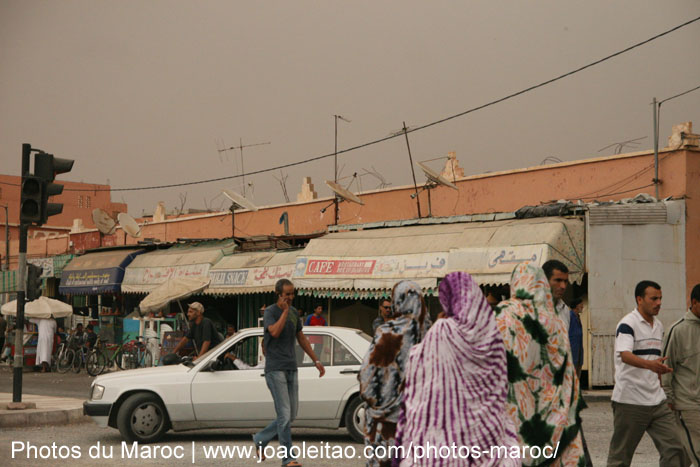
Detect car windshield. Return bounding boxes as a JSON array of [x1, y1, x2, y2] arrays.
[[189, 334, 238, 368]]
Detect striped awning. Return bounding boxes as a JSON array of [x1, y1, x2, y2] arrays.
[[0, 270, 18, 294]]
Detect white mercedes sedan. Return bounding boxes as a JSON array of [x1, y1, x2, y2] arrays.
[[84, 326, 371, 444]]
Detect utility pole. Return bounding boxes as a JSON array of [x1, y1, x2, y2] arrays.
[[217, 140, 270, 197], [333, 115, 351, 225], [652, 97, 660, 199], [1, 204, 8, 306], [402, 122, 422, 218]]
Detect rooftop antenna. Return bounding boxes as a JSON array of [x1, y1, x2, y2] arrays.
[[597, 136, 647, 155], [273, 171, 290, 203], [412, 156, 458, 217], [333, 115, 351, 225], [222, 189, 258, 239], [360, 167, 391, 189], [117, 213, 142, 238], [218, 139, 271, 196]]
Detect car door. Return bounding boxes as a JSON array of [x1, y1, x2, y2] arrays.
[[190, 333, 274, 424], [296, 331, 362, 421]]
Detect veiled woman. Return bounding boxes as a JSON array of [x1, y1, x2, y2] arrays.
[[393, 271, 519, 466], [359, 280, 429, 467], [495, 262, 585, 466]]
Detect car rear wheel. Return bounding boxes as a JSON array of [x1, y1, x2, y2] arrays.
[[117, 392, 169, 444], [344, 396, 366, 443]]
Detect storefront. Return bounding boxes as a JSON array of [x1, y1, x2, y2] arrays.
[[120, 239, 236, 340], [59, 247, 146, 342], [292, 216, 585, 335]]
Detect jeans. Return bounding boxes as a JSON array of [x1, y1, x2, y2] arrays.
[[254, 370, 298, 465]]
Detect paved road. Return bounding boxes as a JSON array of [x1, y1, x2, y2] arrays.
[[0, 365, 93, 399], [0, 401, 662, 466]]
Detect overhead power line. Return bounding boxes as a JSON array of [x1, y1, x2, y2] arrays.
[[3, 15, 697, 194]]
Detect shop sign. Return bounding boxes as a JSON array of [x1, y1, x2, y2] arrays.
[[27, 258, 54, 278], [124, 263, 211, 286], [62, 268, 117, 287], [209, 264, 294, 288], [293, 253, 448, 279]]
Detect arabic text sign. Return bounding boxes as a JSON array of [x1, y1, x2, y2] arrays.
[[123, 264, 211, 286], [27, 258, 54, 278], [62, 268, 117, 287], [295, 254, 448, 278], [449, 246, 546, 274]]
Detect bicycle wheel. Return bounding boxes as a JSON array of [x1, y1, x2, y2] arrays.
[[57, 349, 74, 373], [86, 350, 106, 376], [51, 344, 65, 372], [142, 349, 153, 368], [114, 349, 126, 370], [72, 350, 83, 373]]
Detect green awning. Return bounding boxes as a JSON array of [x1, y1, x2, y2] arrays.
[[0, 270, 18, 294], [53, 254, 75, 278]]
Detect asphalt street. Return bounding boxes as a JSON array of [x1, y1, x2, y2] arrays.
[[0, 400, 661, 466], [0, 365, 94, 399]]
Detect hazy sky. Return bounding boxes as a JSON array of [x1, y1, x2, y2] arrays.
[[1, 1, 699, 216]]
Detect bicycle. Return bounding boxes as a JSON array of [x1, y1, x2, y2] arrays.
[[121, 337, 153, 369], [56, 333, 81, 373], [86, 338, 130, 375]]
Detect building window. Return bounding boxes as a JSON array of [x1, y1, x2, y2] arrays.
[[86, 196, 91, 208], [78, 196, 83, 208]]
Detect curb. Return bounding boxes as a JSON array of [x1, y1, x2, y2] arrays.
[[0, 408, 91, 428], [582, 393, 612, 403]]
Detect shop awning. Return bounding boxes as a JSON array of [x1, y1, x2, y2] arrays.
[[121, 240, 236, 294], [205, 249, 302, 295], [59, 249, 145, 295], [0, 270, 18, 294], [293, 217, 585, 293]]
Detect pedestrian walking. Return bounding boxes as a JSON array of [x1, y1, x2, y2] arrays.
[[569, 297, 585, 380], [496, 262, 585, 466], [662, 283, 700, 466], [29, 317, 56, 372], [606, 280, 687, 466], [394, 272, 518, 466], [542, 259, 571, 329], [253, 279, 324, 467], [358, 280, 429, 467]]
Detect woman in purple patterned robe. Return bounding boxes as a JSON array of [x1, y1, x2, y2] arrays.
[[394, 271, 519, 466]]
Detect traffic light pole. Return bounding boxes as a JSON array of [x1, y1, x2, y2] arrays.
[[13, 224, 27, 403], [13, 144, 31, 403]]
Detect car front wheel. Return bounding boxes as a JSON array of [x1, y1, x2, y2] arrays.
[[117, 392, 169, 444], [344, 396, 366, 443]]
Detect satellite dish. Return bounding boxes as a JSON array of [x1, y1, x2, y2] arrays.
[[417, 162, 458, 190], [222, 189, 258, 211], [92, 209, 117, 235], [117, 213, 142, 238], [325, 180, 364, 205]]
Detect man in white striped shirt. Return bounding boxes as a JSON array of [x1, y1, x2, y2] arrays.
[[607, 280, 687, 466]]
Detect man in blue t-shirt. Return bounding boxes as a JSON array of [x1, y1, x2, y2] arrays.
[[254, 279, 325, 467]]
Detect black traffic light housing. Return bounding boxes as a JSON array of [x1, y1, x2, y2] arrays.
[[26, 263, 43, 301], [20, 176, 44, 224]]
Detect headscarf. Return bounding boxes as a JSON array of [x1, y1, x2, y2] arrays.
[[394, 272, 519, 466], [359, 280, 428, 466], [496, 262, 585, 466]]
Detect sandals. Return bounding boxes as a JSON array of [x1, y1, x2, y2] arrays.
[[252, 436, 266, 461], [285, 462, 302, 467]]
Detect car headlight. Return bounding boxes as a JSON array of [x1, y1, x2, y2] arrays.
[[91, 384, 105, 401]]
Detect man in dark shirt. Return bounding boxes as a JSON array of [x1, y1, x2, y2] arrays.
[[254, 279, 324, 467], [172, 302, 221, 361], [84, 324, 97, 349], [372, 298, 393, 334]]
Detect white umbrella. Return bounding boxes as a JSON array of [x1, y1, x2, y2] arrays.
[[139, 276, 211, 314], [1, 296, 73, 319]]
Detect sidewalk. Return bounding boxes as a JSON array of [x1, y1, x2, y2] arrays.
[[0, 392, 89, 428], [583, 389, 613, 402]]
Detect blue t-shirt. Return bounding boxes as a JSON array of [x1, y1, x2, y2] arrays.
[[263, 304, 303, 371]]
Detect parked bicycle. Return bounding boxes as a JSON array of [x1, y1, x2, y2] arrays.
[[86, 338, 131, 375], [56, 333, 81, 374], [121, 337, 153, 370]]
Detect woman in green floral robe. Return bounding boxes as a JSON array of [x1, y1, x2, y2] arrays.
[[495, 262, 586, 466]]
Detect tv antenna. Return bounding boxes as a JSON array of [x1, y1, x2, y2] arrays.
[[412, 157, 458, 217], [273, 171, 290, 203], [217, 138, 271, 196], [321, 174, 364, 221], [222, 189, 258, 239], [117, 213, 142, 238], [598, 136, 647, 155]]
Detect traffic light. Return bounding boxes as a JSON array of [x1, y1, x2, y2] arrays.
[[20, 175, 44, 224], [34, 152, 74, 225], [26, 263, 43, 301]]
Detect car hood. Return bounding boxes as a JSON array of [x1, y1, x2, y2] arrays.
[[93, 364, 192, 386]]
